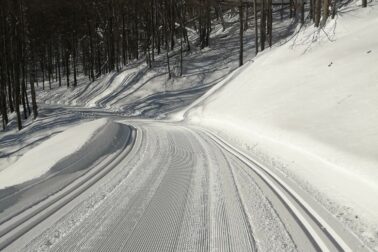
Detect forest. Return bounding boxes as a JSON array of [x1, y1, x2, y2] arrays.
[[0, 0, 369, 131]]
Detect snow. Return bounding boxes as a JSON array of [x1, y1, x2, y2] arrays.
[[2, 121, 300, 252], [0, 118, 108, 189], [184, 2, 378, 248], [0, 3, 377, 251], [36, 12, 295, 119]]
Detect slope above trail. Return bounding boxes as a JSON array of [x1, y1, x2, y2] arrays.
[[184, 2, 378, 248], [0, 119, 112, 189]]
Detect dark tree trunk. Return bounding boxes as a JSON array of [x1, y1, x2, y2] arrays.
[[57, 45, 62, 87], [267, 0, 273, 47], [0, 61, 8, 129], [48, 41, 52, 89], [164, 7, 171, 80], [14, 62, 22, 130], [281, 0, 284, 19], [239, 2, 244, 66], [315, 0, 322, 27], [254, 0, 259, 55], [0, 89, 7, 129], [65, 48, 70, 87], [40, 57, 45, 90], [151, 0, 155, 62], [331, 0, 337, 18], [29, 50, 38, 118], [122, 13, 127, 66], [301, 0, 305, 24], [21, 78, 27, 119], [290, 0, 294, 17], [72, 32, 77, 87], [244, 4, 249, 31], [217, 0, 226, 31], [97, 40, 102, 76], [260, 0, 266, 51], [87, 17, 95, 81], [322, 0, 329, 25]]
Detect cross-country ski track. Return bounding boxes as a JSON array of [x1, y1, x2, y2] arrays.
[[0, 118, 371, 252]]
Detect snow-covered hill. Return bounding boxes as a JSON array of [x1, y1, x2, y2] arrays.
[[36, 12, 294, 118], [0, 119, 128, 189], [183, 2, 378, 248]]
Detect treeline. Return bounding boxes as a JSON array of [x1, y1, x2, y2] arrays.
[[0, 0, 368, 131]]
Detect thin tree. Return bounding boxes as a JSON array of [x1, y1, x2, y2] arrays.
[[239, 1, 244, 66]]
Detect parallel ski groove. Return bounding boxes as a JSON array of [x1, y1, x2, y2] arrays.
[[0, 126, 135, 251], [221, 149, 257, 251], [201, 127, 369, 252], [121, 130, 195, 252]]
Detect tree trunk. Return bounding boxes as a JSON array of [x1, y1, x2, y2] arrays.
[[57, 45, 62, 87], [65, 48, 70, 87], [30, 68, 38, 119], [244, 4, 249, 31], [260, 0, 266, 51], [122, 13, 127, 66], [254, 0, 259, 55], [322, 0, 329, 25], [0, 64, 8, 129], [72, 32, 77, 87], [301, 0, 305, 24], [165, 11, 171, 80], [239, 2, 244, 66], [281, 0, 284, 19], [21, 79, 27, 119], [179, 0, 184, 76], [48, 42, 52, 89], [14, 61, 22, 130], [290, 0, 293, 18], [315, 0, 322, 27], [87, 17, 95, 81], [217, 0, 226, 31], [41, 57, 45, 90], [331, 0, 337, 18], [268, 0, 273, 47], [0, 89, 7, 129]]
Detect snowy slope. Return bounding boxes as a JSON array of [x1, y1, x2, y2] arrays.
[[1, 5, 377, 251], [184, 2, 378, 248], [36, 12, 295, 119], [0, 119, 109, 189]]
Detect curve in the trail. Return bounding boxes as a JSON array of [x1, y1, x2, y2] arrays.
[[0, 123, 135, 251], [0, 120, 370, 252]]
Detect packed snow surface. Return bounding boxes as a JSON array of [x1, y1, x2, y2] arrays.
[[0, 2, 377, 252], [0, 119, 108, 189], [184, 3, 378, 247]]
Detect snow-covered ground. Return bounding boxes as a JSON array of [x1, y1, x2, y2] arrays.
[[0, 119, 108, 189], [182, 1, 378, 248], [0, 107, 87, 171], [0, 2, 377, 251]]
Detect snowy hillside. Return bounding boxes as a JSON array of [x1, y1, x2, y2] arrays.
[[1, 0, 378, 250], [36, 13, 294, 119], [184, 2, 378, 248], [0, 119, 103, 188]]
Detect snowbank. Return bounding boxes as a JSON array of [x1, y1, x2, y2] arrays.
[[0, 119, 109, 189], [185, 3, 378, 247]]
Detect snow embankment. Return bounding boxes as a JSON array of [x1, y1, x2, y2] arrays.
[[0, 118, 120, 189], [185, 4, 378, 248]]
